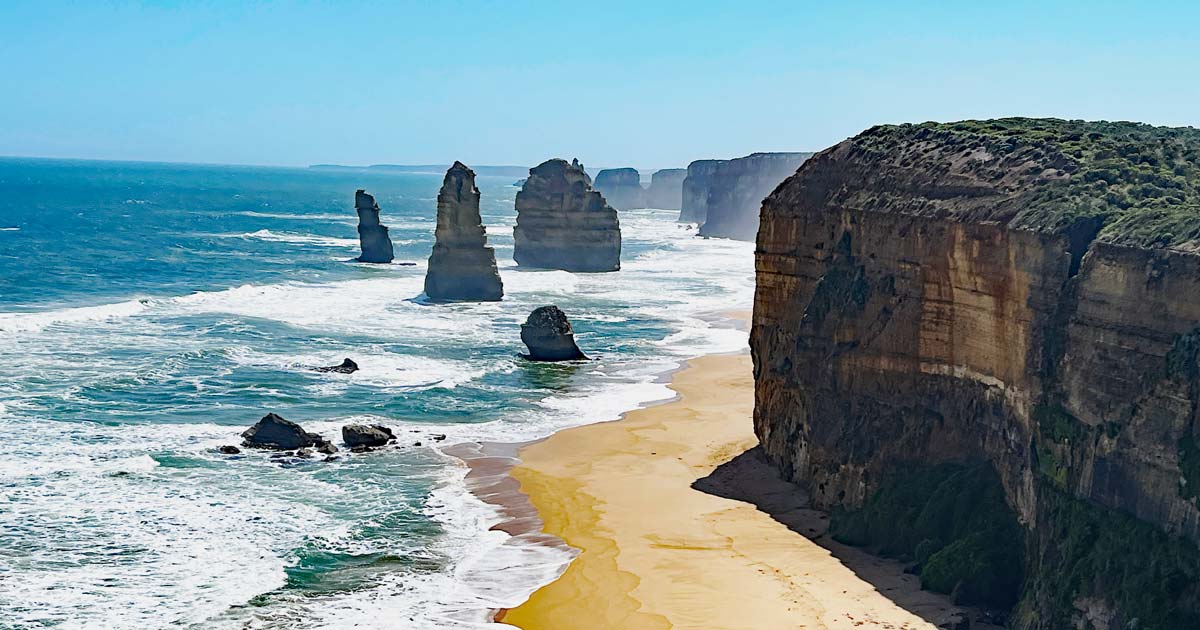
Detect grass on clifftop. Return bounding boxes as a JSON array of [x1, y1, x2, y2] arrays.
[[854, 118, 1200, 251], [829, 461, 1025, 611]]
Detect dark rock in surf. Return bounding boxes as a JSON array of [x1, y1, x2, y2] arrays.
[[424, 162, 505, 301], [520, 305, 588, 361], [218, 445, 241, 455], [342, 424, 393, 448], [315, 358, 359, 374], [241, 413, 334, 451], [354, 189, 395, 263]]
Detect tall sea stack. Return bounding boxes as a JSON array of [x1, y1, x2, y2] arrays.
[[645, 168, 686, 210], [752, 119, 1200, 626], [513, 158, 621, 272], [593, 168, 645, 210], [354, 189, 394, 263], [424, 162, 504, 301], [696, 152, 811, 241], [679, 159, 723, 223]]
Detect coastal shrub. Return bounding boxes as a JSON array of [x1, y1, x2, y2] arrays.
[[1018, 485, 1200, 628], [853, 118, 1200, 250], [829, 461, 1025, 611]]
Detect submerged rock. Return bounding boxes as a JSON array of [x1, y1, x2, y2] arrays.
[[342, 424, 394, 448], [593, 168, 645, 210], [354, 189, 395, 263], [218, 445, 241, 455], [520, 305, 588, 361], [424, 162, 504, 301], [241, 413, 335, 451], [513, 159, 621, 272], [315, 358, 359, 373]]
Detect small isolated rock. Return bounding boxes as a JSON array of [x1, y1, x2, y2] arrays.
[[431, 434, 446, 442], [218, 445, 241, 455], [315, 358, 359, 374], [413, 441, 423, 447], [295, 448, 313, 458], [342, 424, 393, 448], [316, 441, 338, 455], [937, 612, 970, 630], [242, 413, 330, 451], [520, 305, 588, 361]]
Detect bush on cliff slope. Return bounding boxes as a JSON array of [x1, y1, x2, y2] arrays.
[[830, 461, 1024, 610]]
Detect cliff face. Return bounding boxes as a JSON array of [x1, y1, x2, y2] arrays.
[[645, 168, 685, 210], [424, 161, 504, 301], [679, 159, 722, 223], [593, 168, 645, 210], [698, 152, 812, 241], [513, 159, 622, 272], [752, 119, 1200, 627], [354, 189, 394, 263]]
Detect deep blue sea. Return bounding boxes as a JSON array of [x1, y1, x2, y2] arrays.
[[0, 157, 754, 629]]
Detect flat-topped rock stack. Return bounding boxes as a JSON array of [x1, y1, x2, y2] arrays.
[[354, 189, 394, 263], [593, 167, 645, 210], [645, 168, 686, 210], [424, 161, 504, 301], [513, 158, 621, 272]]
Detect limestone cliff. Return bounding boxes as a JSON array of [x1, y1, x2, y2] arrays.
[[697, 152, 812, 240], [424, 161, 504, 302], [751, 119, 1200, 627], [645, 168, 686, 210], [593, 168, 645, 210], [513, 158, 621, 272], [679, 159, 722, 223], [354, 189, 394, 263]]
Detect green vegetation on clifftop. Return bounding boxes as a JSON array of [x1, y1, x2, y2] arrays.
[[854, 118, 1200, 251]]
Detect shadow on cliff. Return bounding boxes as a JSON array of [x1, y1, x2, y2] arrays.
[[692, 447, 994, 628]]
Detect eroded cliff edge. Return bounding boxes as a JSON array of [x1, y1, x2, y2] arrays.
[[750, 119, 1200, 628]]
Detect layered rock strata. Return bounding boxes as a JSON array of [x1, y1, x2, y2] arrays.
[[521, 305, 587, 361], [593, 167, 645, 210], [645, 168, 686, 210], [424, 162, 504, 301], [354, 189, 394, 263], [513, 159, 621, 272], [751, 118, 1200, 627], [696, 152, 811, 240]]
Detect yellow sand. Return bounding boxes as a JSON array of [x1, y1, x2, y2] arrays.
[[501, 353, 939, 630]]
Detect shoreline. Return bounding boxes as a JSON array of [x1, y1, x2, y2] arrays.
[[476, 348, 996, 629]]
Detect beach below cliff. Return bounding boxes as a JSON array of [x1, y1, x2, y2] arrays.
[[492, 350, 991, 630]]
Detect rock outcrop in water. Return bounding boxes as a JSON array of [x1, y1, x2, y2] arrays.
[[751, 119, 1200, 627], [593, 168, 645, 210], [354, 189, 394, 263], [242, 413, 336, 452], [341, 424, 394, 448], [424, 162, 504, 301], [645, 168, 686, 210], [691, 152, 811, 241], [513, 159, 621, 272], [520, 305, 587, 361], [315, 358, 358, 373]]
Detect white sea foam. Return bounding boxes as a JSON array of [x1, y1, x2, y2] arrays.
[[0, 226, 19, 231], [235, 229, 361, 248]]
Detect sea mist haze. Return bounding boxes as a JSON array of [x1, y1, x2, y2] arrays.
[[0, 158, 754, 628]]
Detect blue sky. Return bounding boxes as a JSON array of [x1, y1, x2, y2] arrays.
[[1, 1, 1197, 168]]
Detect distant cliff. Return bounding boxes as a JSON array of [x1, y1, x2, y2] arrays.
[[645, 168, 686, 210], [680, 153, 812, 239], [751, 119, 1200, 627], [593, 168, 645, 210]]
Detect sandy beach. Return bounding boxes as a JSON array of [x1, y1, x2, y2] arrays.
[[495, 351, 984, 630]]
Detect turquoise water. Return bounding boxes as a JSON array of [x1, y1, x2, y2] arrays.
[[0, 157, 754, 629]]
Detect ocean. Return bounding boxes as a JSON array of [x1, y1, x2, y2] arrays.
[[0, 157, 754, 629]]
